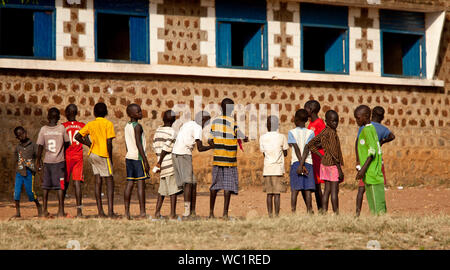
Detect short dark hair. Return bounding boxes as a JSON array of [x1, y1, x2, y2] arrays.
[[48, 107, 60, 120], [354, 105, 371, 117], [14, 126, 25, 136], [65, 104, 78, 116], [163, 110, 176, 122], [221, 98, 234, 115], [304, 100, 321, 113], [295, 109, 309, 122], [126, 103, 140, 116], [372, 106, 385, 118], [267, 115, 279, 131], [94, 102, 108, 117], [325, 110, 339, 121]]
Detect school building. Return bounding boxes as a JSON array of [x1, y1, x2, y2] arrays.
[[0, 0, 448, 194]]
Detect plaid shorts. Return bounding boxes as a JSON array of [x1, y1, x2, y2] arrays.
[[210, 166, 239, 194]]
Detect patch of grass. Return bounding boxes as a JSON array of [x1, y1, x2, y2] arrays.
[[0, 214, 448, 250]]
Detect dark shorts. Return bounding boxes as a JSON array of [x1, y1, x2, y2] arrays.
[[210, 166, 239, 195], [42, 162, 65, 190], [126, 159, 149, 181], [290, 162, 316, 191]]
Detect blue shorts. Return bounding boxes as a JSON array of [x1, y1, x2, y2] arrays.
[[126, 159, 149, 181], [290, 162, 316, 191], [14, 169, 37, 202]]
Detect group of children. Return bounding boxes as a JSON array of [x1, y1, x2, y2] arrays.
[[11, 97, 394, 220]]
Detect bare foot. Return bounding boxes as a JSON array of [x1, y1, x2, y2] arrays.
[[9, 214, 21, 220], [138, 213, 147, 219]]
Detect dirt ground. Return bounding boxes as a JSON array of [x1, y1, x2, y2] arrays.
[[1, 185, 449, 220]]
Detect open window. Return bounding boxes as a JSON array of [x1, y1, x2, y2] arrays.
[[95, 0, 149, 63], [300, 3, 349, 74], [216, 0, 267, 70], [380, 10, 426, 78], [0, 0, 55, 59]]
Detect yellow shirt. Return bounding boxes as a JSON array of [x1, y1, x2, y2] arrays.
[[78, 117, 115, 157]]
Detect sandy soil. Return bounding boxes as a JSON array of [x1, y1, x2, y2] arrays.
[[1, 185, 449, 220]]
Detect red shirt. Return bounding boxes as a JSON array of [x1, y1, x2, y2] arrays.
[[62, 121, 85, 160], [307, 118, 326, 156]]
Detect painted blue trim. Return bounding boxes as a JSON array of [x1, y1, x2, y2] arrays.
[[215, 18, 267, 24], [95, 9, 148, 17], [94, 10, 149, 64], [300, 3, 348, 28], [380, 28, 425, 35], [300, 23, 348, 30], [216, 0, 266, 22], [0, 4, 53, 11], [380, 30, 426, 78]]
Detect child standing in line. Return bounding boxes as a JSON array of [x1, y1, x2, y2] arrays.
[[208, 98, 248, 219], [36, 108, 70, 217], [307, 110, 344, 214], [289, 109, 316, 214], [259, 116, 288, 218], [123, 104, 150, 220], [304, 100, 326, 212], [12, 126, 42, 218], [355, 106, 394, 216], [172, 111, 213, 219], [153, 110, 182, 220], [75, 102, 116, 218], [62, 104, 86, 217], [354, 105, 386, 215]]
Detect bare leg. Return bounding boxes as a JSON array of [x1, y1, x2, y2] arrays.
[[154, 194, 164, 218], [209, 189, 218, 218], [291, 189, 299, 213], [169, 194, 177, 219], [94, 175, 106, 217], [322, 181, 331, 213], [74, 181, 83, 217], [106, 176, 115, 217], [223, 190, 232, 218], [304, 190, 313, 214], [43, 189, 50, 217], [123, 181, 134, 220], [356, 186, 365, 217], [57, 190, 65, 217], [266, 194, 273, 217], [274, 194, 281, 217], [300, 190, 307, 207], [137, 180, 146, 217], [314, 183, 323, 211], [190, 183, 197, 216], [14, 201, 21, 217], [34, 199, 43, 216], [330, 182, 339, 214], [183, 183, 192, 217]]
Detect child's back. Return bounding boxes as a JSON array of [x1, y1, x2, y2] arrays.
[[79, 117, 115, 158], [153, 126, 175, 177], [288, 126, 315, 166], [260, 130, 288, 176], [37, 124, 69, 165], [125, 121, 147, 161]]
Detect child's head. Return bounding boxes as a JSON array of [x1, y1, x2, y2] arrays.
[[221, 98, 234, 116], [304, 100, 321, 117], [194, 111, 211, 128], [47, 107, 61, 123], [126, 103, 142, 121], [325, 110, 339, 130], [294, 109, 309, 126], [163, 110, 176, 126], [14, 126, 27, 142], [371, 106, 385, 123], [94, 102, 108, 118], [65, 104, 78, 121], [353, 105, 371, 127], [267, 115, 279, 132]]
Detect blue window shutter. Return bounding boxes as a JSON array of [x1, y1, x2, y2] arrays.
[[244, 25, 262, 69], [34, 11, 53, 58], [402, 36, 421, 77], [325, 31, 344, 72], [216, 0, 266, 22], [301, 3, 348, 28], [217, 22, 231, 67], [129, 16, 148, 63]]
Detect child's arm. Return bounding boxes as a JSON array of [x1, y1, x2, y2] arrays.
[[289, 143, 305, 175], [356, 156, 373, 180], [35, 145, 44, 171], [196, 139, 213, 152], [306, 135, 323, 159], [74, 133, 92, 148], [107, 138, 113, 165], [298, 144, 310, 175], [134, 124, 149, 175], [355, 138, 360, 166], [380, 132, 395, 146]]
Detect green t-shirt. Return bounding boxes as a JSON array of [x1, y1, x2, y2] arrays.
[[357, 124, 384, 185]]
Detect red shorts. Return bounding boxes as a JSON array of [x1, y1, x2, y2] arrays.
[[359, 163, 386, 187], [66, 157, 84, 182]]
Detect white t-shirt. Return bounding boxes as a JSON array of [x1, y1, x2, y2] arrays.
[[288, 127, 315, 165], [259, 131, 288, 176], [124, 122, 146, 160], [172, 120, 203, 155]]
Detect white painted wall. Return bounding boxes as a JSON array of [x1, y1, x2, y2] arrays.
[[425, 11, 446, 80]]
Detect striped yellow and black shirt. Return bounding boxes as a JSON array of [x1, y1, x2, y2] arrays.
[[209, 115, 243, 167]]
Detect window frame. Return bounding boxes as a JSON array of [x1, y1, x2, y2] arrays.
[[0, 4, 56, 60], [94, 7, 149, 64]]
